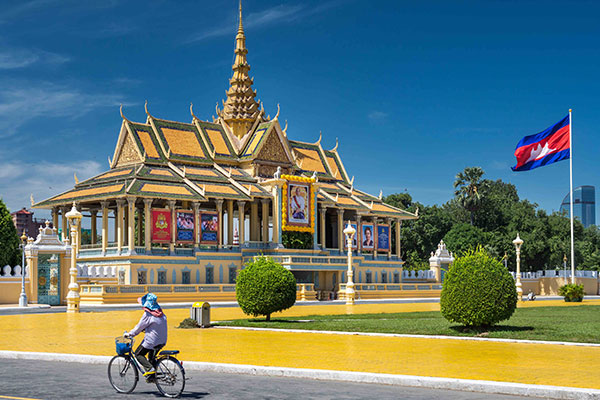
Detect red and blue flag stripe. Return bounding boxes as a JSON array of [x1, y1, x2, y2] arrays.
[[511, 115, 570, 172]]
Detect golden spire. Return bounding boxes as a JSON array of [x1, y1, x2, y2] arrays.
[[219, 0, 262, 138]]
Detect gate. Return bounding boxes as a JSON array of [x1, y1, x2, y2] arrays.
[[38, 253, 60, 305]]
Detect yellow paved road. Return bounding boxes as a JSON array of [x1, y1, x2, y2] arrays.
[[1, 300, 599, 390]]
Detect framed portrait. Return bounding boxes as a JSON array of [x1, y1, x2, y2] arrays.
[[151, 209, 171, 243], [361, 223, 375, 250], [200, 212, 219, 244], [287, 182, 310, 226], [344, 222, 358, 250], [176, 210, 195, 244], [377, 224, 390, 251]]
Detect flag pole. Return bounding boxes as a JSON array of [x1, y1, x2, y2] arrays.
[[569, 108, 575, 284]]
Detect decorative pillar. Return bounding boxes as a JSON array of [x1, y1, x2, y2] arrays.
[[100, 201, 108, 254], [127, 197, 136, 254], [51, 207, 59, 231], [136, 206, 143, 246], [238, 201, 246, 246], [373, 217, 378, 259], [356, 214, 362, 254], [116, 199, 125, 253], [113, 209, 118, 246], [343, 222, 356, 305], [216, 199, 224, 246], [337, 209, 344, 251], [250, 201, 259, 241], [65, 203, 82, 313], [143, 199, 153, 252], [386, 218, 392, 259], [319, 206, 327, 248], [193, 202, 201, 248], [261, 199, 269, 243], [227, 200, 234, 245], [61, 206, 68, 240], [272, 188, 281, 246], [168, 200, 176, 254], [90, 209, 98, 245], [395, 218, 402, 259], [123, 205, 128, 247]]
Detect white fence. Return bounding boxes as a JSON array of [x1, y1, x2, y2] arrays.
[[510, 270, 599, 280], [77, 264, 117, 278], [0, 265, 27, 277], [402, 270, 436, 280]]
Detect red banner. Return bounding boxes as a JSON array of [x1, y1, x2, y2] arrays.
[[152, 209, 171, 243]]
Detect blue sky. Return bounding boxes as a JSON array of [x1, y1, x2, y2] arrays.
[[0, 0, 598, 224]]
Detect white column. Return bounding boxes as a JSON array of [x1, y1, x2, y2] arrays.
[[337, 209, 344, 251], [216, 199, 224, 246], [116, 199, 125, 253], [144, 199, 153, 252], [320, 206, 327, 249], [127, 197, 136, 253], [250, 201, 259, 241], [168, 200, 176, 254], [395, 218, 402, 259], [261, 199, 269, 243], [100, 201, 109, 254], [193, 202, 201, 248], [227, 200, 234, 245], [238, 201, 246, 246], [90, 209, 98, 244]]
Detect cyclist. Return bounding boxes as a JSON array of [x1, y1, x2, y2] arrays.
[[125, 293, 168, 379]]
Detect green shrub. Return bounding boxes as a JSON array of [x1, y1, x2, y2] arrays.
[[236, 256, 297, 321], [282, 231, 313, 249], [177, 318, 199, 329], [558, 283, 584, 302], [441, 247, 517, 327]]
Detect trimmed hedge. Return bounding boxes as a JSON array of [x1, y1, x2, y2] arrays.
[[441, 247, 517, 327], [236, 256, 297, 321], [558, 283, 584, 302]]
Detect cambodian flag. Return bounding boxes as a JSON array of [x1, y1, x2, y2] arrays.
[[511, 115, 570, 172]]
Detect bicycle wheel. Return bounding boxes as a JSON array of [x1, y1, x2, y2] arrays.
[[108, 355, 139, 394], [154, 356, 185, 398]]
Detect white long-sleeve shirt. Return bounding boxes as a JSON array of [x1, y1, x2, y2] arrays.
[[129, 310, 168, 349]]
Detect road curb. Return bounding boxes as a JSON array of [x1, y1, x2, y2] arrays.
[[0, 350, 598, 399]]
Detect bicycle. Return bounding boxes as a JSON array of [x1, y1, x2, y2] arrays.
[[108, 335, 186, 398]]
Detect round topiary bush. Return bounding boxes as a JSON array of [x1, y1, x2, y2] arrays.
[[236, 256, 297, 321], [441, 247, 517, 327]]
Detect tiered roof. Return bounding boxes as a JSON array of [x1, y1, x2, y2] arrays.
[[34, 2, 415, 220]]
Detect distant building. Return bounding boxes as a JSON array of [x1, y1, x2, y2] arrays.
[[560, 186, 596, 228], [11, 208, 49, 237]]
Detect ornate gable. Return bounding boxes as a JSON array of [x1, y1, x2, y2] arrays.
[[115, 132, 143, 167]]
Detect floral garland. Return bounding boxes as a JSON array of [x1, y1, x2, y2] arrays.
[[281, 174, 315, 233]]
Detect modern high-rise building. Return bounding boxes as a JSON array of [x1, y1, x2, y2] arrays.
[[560, 186, 596, 228]]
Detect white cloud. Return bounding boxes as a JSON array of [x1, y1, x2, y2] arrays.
[[0, 83, 126, 137], [187, 1, 342, 43], [0, 48, 69, 69], [0, 159, 103, 214], [368, 111, 388, 121]]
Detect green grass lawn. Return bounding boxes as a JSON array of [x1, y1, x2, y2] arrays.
[[215, 305, 600, 343]]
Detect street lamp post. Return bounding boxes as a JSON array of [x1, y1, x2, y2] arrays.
[[18, 231, 28, 307], [343, 221, 356, 305], [512, 234, 523, 301], [563, 254, 568, 285], [66, 202, 82, 313]]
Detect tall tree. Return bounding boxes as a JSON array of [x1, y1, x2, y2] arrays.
[[0, 199, 21, 267], [454, 167, 485, 225]]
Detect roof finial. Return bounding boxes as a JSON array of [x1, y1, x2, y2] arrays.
[[120, 104, 131, 123], [315, 131, 322, 146], [190, 102, 197, 120], [331, 137, 339, 152], [274, 103, 280, 120], [144, 100, 154, 119]]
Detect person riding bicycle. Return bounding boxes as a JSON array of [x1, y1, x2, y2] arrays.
[[124, 293, 167, 379]]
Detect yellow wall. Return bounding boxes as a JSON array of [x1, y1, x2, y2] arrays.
[[125, 258, 243, 285], [0, 279, 32, 304]]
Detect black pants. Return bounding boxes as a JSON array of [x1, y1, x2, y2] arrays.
[[134, 343, 164, 371]]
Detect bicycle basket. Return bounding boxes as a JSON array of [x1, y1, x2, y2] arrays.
[[115, 336, 132, 356]]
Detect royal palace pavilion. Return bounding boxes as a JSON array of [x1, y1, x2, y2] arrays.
[[27, 2, 432, 306]]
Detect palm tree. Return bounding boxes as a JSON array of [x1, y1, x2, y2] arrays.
[[454, 167, 485, 226]]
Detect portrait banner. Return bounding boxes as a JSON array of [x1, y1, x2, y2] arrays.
[[377, 224, 390, 251], [281, 175, 316, 233], [344, 222, 358, 250], [361, 223, 375, 250], [200, 212, 219, 244], [176, 209, 195, 244], [151, 209, 171, 243]]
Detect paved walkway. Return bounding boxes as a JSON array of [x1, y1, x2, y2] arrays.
[[1, 300, 599, 391]]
